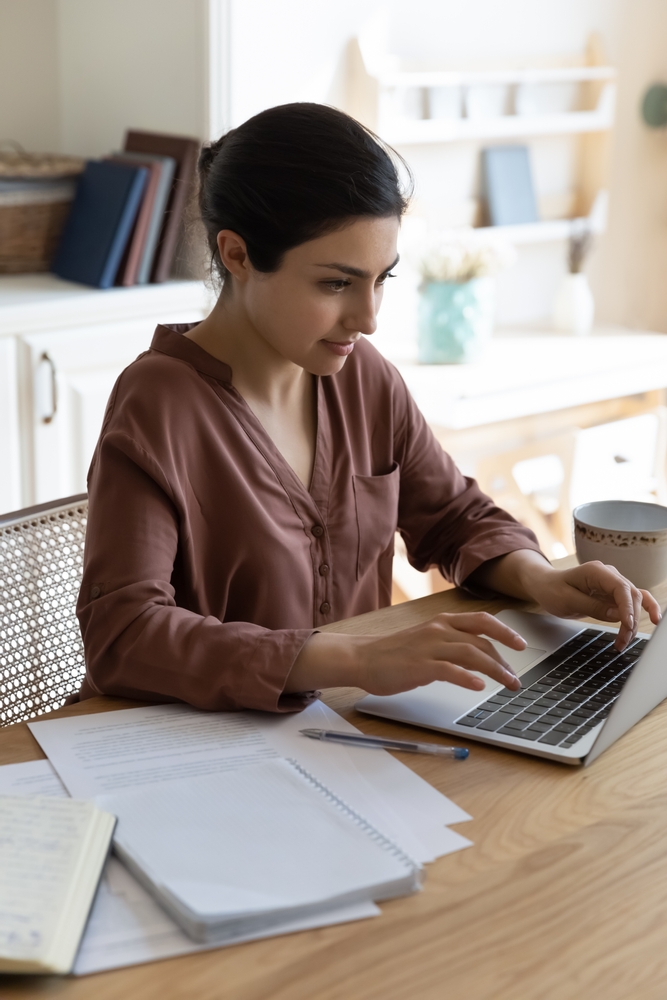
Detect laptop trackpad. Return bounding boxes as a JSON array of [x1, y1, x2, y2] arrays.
[[488, 642, 547, 676]]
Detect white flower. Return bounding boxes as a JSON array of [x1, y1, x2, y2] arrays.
[[416, 229, 517, 283]]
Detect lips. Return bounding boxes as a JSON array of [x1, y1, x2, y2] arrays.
[[322, 340, 357, 357]]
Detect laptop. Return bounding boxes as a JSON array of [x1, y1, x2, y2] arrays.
[[356, 609, 667, 765]]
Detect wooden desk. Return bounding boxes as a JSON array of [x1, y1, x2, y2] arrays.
[[4, 577, 667, 1000]]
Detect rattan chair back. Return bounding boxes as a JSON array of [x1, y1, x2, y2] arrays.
[[0, 495, 88, 725]]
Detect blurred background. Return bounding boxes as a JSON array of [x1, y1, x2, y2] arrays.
[[2, 0, 667, 601]]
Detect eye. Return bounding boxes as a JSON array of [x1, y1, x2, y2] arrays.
[[321, 279, 351, 292], [377, 271, 397, 285]]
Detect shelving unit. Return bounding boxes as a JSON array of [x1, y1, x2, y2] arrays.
[[350, 33, 615, 245], [371, 65, 615, 146]]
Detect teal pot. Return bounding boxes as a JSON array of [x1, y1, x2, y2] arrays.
[[418, 278, 495, 364]]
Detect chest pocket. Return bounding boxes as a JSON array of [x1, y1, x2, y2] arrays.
[[352, 463, 400, 581]]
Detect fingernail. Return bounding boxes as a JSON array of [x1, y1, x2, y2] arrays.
[[659, 612, 663, 622], [628, 615, 634, 630], [606, 609, 617, 620]]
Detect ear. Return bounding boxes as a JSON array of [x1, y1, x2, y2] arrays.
[[217, 230, 252, 282]]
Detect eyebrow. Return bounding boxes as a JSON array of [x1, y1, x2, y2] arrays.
[[314, 254, 400, 279]]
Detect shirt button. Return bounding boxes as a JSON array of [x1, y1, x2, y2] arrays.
[[319, 564, 330, 576], [311, 525, 324, 537], [90, 585, 101, 599], [319, 601, 331, 614]]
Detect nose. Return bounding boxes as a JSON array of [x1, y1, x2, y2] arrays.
[[342, 286, 379, 337]]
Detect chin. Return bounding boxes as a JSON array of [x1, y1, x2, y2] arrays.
[[306, 355, 350, 377]]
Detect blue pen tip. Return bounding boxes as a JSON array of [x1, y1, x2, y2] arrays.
[[454, 747, 469, 759]]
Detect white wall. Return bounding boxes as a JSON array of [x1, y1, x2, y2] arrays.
[[56, 0, 209, 156], [225, 0, 626, 334], [2, 0, 667, 334], [0, 0, 60, 151], [590, 0, 667, 332]]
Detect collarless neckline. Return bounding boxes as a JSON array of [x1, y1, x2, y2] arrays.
[[152, 323, 233, 384]]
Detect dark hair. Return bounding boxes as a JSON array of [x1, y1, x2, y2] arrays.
[[198, 103, 411, 282]]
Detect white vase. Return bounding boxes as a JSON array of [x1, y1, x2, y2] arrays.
[[553, 273, 595, 335]]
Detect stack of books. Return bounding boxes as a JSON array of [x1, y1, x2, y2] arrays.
[[51, 130, 200, 289]]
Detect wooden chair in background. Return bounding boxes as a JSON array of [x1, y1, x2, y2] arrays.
[[474, 431, 578, 560]]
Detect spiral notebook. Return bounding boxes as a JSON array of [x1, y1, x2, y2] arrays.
[[96, 758, 422, 943]]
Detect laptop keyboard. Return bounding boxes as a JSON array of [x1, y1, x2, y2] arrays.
[[455, 628, 648, 749]]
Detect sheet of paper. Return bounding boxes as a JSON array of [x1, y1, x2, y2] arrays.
[[29, 702, 473, 864], [256, 702, 472, 861], [29, 708, 279, 796], [0, 757, 68, 797], [76, 865, 377, 976], [0, 759, 378, 976]]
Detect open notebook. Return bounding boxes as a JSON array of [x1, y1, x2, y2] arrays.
[[0, 796, 115, 974], [97, 758, 422, 943]]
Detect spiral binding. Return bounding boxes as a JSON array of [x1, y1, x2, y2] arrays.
[[286, 758, 421, 875]]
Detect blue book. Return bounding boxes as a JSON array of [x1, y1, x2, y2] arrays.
[[52, 160, 148, 288], [482, 146, 539, 226]]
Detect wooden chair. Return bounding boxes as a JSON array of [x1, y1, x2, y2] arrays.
[[0, 494, 88, 726], [474, 432, 578, 560]]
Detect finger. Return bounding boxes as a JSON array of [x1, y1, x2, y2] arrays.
[[572, 562, 636, 639], [437, 626, 514, 670], [435, 642, 521, 690], [598, 568, 636, 634], [612, 580, 640, 650], [440, 612, 527, 650], [640, 589, 663, 626], [428, 662, 487, 692]]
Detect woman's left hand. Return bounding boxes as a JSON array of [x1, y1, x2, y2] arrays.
[[524, 559, 662, 650]]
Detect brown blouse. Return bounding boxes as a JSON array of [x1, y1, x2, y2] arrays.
[[75, 324, 541, 712]]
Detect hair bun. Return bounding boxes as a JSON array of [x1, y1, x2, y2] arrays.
[[198, 132, 231, 179]]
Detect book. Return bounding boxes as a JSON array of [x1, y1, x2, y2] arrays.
[[106, 154, 162, 286], [113, 151, 176, 284], [481, 145, 539, 226], [0, 795, 115, 974], [96, 758, 421, 944], [51, 160, 148, 288], [123, 130, 200, 283]]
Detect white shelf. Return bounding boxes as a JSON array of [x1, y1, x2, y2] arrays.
[[475, 219, 584, 245], [0, 274, 214, 337], [384, 108, 614, 145], [378, 65, 616, 89]]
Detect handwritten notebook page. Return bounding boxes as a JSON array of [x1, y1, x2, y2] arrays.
[[0, 796, 114, 974]]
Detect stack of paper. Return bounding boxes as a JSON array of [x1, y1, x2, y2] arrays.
[[0, 701, 473, 974]]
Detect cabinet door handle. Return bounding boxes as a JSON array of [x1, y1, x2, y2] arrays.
[[39, 352, 58, 424]]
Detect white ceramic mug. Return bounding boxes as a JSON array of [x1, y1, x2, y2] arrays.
[[573, 500, 667, 590]]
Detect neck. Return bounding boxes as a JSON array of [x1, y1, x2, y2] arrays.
[[186, 286, 310, 408]]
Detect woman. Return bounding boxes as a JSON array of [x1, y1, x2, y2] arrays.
[[76, 103, 660, 713]]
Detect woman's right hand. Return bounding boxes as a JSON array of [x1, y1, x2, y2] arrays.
[[286, 612, 526, 695]]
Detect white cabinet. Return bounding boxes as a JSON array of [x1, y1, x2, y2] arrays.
[[20, 320, 158, 503], [0, 337, 21, 513], [0, 275, 213, 509]]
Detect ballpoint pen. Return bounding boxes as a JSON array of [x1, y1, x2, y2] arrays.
[[299, 728, 469, 759]]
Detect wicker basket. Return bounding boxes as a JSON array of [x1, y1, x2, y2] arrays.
[[0, 145, 85, 274]]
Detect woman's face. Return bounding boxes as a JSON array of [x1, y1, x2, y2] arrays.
[[230, 215, 400, 376]]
